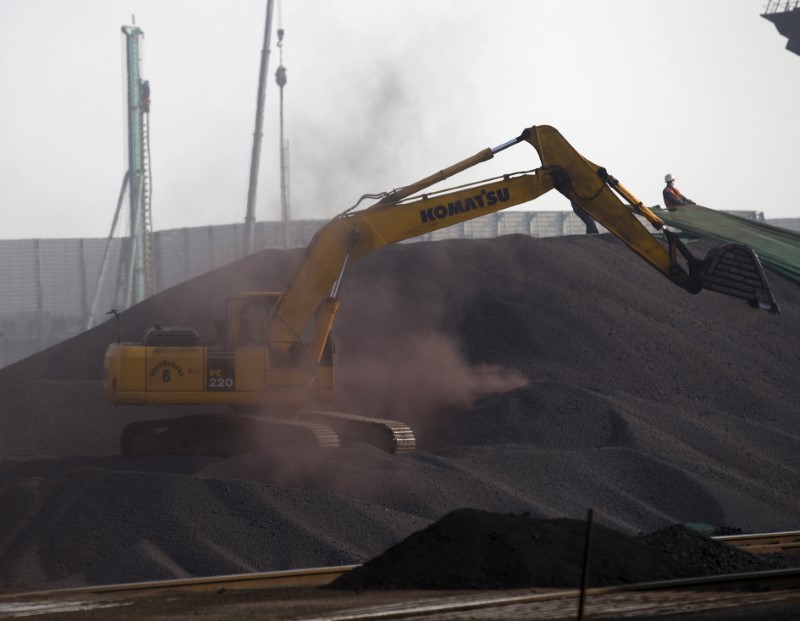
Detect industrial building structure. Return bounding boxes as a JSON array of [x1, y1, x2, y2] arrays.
[[762, 0, 800, 55]]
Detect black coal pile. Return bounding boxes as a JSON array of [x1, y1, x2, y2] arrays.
[[330, 509, 796, 590], [0, 233, 798, 593]]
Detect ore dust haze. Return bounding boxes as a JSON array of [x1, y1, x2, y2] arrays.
[[336, 332, 527, 426]]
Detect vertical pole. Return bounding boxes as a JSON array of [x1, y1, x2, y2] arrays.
[[121, 24, 146, 304], [578, 508, 595, 621], [182, 227, 191, 283], [34, 240, 45, 350], [140, 83, 155, 297], [86, 172, 129, 331], [276, 27, 290, 249], [243, 0, 276, 257], [79, 239, 89, 329]]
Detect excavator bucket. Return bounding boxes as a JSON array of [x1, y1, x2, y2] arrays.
[[695, 244, 780, 314]]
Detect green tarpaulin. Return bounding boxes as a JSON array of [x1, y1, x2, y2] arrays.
[[655, 204, 800, 284]]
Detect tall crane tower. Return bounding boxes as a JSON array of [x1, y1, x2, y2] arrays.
[[86, 22, 153, 330], [243, 0, 292, 253], [243, 0, 276, 256], [121, 23, 155, 304]]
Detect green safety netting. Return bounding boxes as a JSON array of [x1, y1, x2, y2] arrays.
[[654, 204, 800, 284]]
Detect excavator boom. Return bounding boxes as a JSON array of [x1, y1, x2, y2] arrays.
[[266, 124, 778, 347], [265, 169, 556, 346]]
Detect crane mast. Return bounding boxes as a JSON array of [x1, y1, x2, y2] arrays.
[[243, 0, 276, 256], [121, 23, 154, 304], [276, 27, 291, 248]]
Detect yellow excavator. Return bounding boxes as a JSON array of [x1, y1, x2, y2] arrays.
[[104, 124, 779, 457]]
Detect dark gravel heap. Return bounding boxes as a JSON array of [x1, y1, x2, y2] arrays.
[[0, 234, 798, 593], [330, 509, 796, 590]]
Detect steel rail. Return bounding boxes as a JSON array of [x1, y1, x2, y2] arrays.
[[296, 586, 800, 621], [0, 565, 357, 601], [714, 529, 800, 556], [3, 570, 799, 621]]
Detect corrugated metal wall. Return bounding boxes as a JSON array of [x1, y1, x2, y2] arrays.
[[0, 211, 789, 368]]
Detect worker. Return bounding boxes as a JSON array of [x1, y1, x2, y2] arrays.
[[662, 174, 695, 211], [571, 201, 599, 235]]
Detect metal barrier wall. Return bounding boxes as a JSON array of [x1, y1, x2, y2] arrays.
[[0, 211, 786, 368]]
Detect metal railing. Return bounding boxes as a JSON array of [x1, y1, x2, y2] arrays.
[[764, 0, 800, 14]]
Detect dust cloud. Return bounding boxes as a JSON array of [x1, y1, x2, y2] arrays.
[[335, 330, 527, 423]]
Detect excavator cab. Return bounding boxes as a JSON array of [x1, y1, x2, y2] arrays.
[[223, 292, 335, 371], [225, 292, 281, 348]]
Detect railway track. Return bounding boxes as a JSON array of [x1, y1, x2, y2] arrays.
[[0, 531, 798, 620]]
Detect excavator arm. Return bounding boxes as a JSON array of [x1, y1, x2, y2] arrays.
[[525, 125, 779, 312], [267, 124, 778, 350]]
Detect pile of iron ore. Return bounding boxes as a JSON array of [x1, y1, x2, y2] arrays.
[[330, 509, 796, 590]]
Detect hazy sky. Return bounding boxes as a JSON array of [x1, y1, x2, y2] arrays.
[[1, 1, 798, 240]]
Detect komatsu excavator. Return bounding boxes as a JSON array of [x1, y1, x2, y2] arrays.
[[104, 124, 779, 457]]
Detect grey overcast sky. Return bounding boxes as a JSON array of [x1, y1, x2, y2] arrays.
[[0, 1, 798, 240]]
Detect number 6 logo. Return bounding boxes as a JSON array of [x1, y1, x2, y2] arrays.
[[162, 369, 171, 383]]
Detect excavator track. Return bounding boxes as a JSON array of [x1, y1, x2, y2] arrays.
[[300, 411, 417, 454], [120, 414, 340, 457]]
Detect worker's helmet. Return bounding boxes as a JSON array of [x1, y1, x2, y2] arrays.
[[665, 173, 675, 183]]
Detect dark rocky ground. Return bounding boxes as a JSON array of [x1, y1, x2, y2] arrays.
[[330, 509, 798, 590], [0, 233, 798, 593]]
